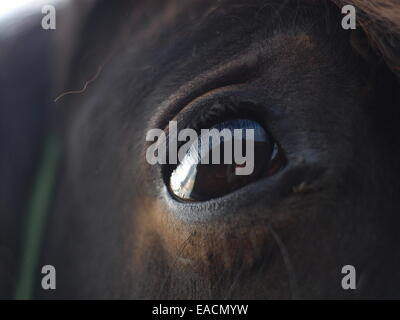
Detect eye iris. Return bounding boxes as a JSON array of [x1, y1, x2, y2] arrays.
[[169, 119, 277, 201]]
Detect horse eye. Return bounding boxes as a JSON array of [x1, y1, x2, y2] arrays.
[[168, 119, 286, 201]]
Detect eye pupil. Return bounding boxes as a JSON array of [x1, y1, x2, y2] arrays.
[[169, 119, 282, 201]]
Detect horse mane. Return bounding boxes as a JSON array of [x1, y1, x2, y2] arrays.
[[333, 0, 400, 80], [56, 0, 400, 89]]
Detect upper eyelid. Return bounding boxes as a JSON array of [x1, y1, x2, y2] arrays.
[[147, 50, 262, 131], [174, 95, 254, 132], [161, 84, 251, 133], [158, 84, 285, 163], [160, 85, 254, 157], [170, 84, 279, 127]]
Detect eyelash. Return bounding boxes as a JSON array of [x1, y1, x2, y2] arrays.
[[166, 98, 267, 141]]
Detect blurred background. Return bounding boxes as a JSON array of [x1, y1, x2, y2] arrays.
[[0, 0, 78, 299]]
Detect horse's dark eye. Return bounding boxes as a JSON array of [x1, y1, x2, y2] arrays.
[[168, 119, 285, 201]]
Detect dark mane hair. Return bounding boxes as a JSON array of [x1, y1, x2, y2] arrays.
[[333, 0, 400, 79]]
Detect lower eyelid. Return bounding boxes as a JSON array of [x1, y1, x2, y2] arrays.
[[161, 149, 328, 223]]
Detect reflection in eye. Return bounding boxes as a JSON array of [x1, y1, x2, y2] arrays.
[[169, 119, 285, 201]]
